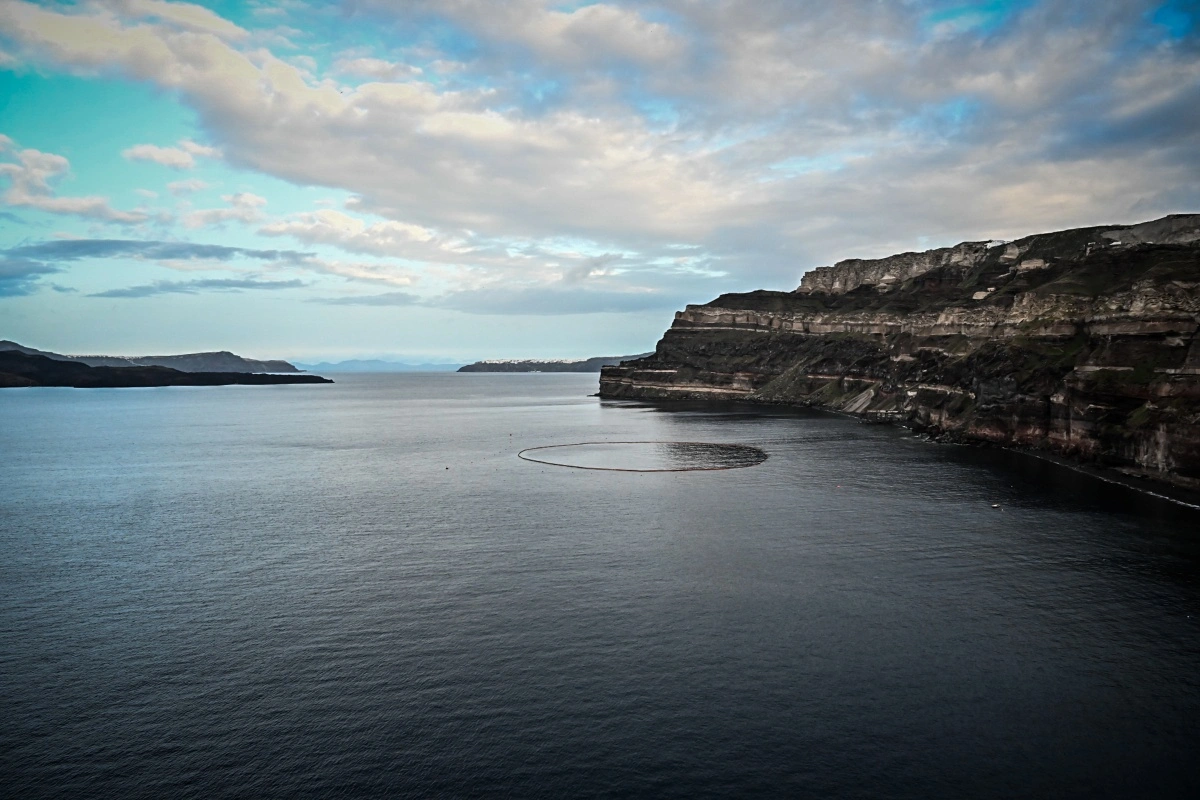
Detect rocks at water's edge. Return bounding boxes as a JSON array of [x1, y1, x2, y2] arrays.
[[0, 351, 333, 388], [599, 214, 1200, 491]]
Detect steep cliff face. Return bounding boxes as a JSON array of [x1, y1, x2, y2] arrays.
[[600, 215, 1200, 491]]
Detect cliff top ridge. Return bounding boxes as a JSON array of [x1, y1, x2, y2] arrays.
[[796, 213, 1200, 296]]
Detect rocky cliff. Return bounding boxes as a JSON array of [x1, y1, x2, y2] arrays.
[[600, 215, 1200, 491]]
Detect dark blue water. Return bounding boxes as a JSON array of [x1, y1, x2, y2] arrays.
[[3, 374, 1199, 798]]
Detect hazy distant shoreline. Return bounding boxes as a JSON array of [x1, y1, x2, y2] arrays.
[[458, 354, 652, 373]]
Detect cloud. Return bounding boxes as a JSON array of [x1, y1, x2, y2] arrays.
[[1, 237, 422, 294], [333, 57, 422, 81], [0, 256, 58, 297], [183, 192, 268, 228], [259, 209, 436, 255], [167, 178, 211, 195], [366, 1, 687, 67], [89, 277, 306, 298], [4, 238, 311, 263], [113, 0, 248, 41], [561, 254, 623, 284], [0, 0, 732, 249], [433, 286, 685, 315], [122, 138, 220, 169], [3, 0, 1200, 304], [122, 144, 195, 169], [0, 145, 148, 224], [179, 139, 220, 158], [297, 257, 418, 287], [311, 290, 421, 306], [0, 210, 25, 224], [310, 285, 681, 313]]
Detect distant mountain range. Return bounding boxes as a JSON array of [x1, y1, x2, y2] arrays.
[[0, 340, 299, 373], [293, 359, 464, 373], [458, 354, 653, 372]]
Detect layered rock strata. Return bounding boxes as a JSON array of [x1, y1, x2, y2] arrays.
[[600, 215, 1200, 491]]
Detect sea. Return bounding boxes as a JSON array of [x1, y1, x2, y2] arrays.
[[2, 373, 1199, 799]]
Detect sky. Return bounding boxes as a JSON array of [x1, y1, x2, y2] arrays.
[[1, 0, 1198, 361]]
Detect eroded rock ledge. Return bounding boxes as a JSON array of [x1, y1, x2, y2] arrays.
[[600, 214, 1200, 491]]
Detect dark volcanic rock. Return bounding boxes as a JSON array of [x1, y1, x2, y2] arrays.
[[0, 351, 333, 388], [600, 214, 1200, 491]]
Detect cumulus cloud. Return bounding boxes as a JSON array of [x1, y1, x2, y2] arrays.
[[332, 57, 422, 81], [361, 1, 687, 67], [90, 277, 306, 298], [3, 0, 1199, 303], [183, 192, 268, 228], [259, 209, 437, 255], [167, 178, 211, 195], [122, 138, 220, 169], [0, 0, 732, 249], [179, 139, 220, 158], [0, 145, 148, 224], [122, 144, 195, 169], [112, 0, 248, 41]]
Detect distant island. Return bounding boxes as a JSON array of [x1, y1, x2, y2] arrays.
[[0, 351, 332, 388], [459, 354, 653, 373], [294, 359, 464, 373], [0, 340, 300, 373]]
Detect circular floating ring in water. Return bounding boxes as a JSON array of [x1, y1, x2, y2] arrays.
[[517, 441, 768, 472]]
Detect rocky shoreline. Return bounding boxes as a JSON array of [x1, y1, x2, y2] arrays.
[[601, 215, 1200, 492]]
